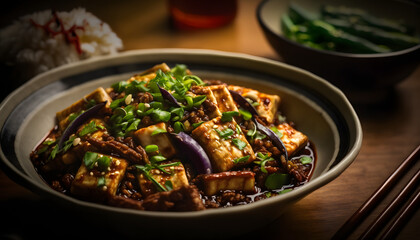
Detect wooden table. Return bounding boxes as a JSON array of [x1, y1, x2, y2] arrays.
[[1, 1, 419, 239]]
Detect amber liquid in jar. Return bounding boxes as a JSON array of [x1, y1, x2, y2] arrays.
[[169, 0, 237, 30]]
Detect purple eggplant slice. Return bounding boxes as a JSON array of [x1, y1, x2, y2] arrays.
[[58, 101, 107, 149], [229, 90, 259, 116], [170, 132, 212, 174]]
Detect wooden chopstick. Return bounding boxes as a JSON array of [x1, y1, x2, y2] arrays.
[[380, 189, 420, 240], [332, 144, 420, 240], [359, 168, 420, 239]]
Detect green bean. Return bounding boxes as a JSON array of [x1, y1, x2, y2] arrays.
[[323, 17, 420, 50], [320, 5, 413, 34]]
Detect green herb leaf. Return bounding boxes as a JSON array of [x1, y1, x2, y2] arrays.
[[97, 155, 111, 171], [265, 173, 289, 190], [215, 128, 235, 139], [83, 151, 98, 170], [221, 111, 239, 122], [151, 109, 171, 122], [79, 120, 100, 136], [232, 138, 247, 150], [97, 176, 106, 187]]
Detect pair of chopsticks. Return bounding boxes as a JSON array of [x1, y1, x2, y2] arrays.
[[332, 144, 420, 240]]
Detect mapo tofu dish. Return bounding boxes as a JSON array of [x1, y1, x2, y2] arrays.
[[30, 63, 316, 211]]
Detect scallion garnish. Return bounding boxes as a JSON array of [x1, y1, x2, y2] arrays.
[[215, 128, 235, 139], [221, 111, 239, 122], [233, 155, 250, 164], [232, 138, 247, 150]]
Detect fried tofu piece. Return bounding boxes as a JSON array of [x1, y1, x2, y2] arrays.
[[208, 85, 238, 113], [228, 85, 280, 124], [137, 160, 189, 196], [191, 117, 255, 172], [134, 122, 176, 158], [124, 63, 172, 84], [56, 87, 112, 131], [201, 171, 256, 196], [41, 118, 107, 173], [70, 154, 128, 201], [275, 122, 308, 157]]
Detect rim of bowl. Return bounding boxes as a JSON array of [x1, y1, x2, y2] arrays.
[[256, 0, 420, 59], [0, 48, 363, 218]]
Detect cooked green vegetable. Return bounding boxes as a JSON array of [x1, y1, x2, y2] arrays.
[[281, 4, 419, 53]]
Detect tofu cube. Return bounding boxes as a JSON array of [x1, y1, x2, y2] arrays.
[[208, 85, 238, 113], [70, 154, 128, 201], [275, 122, 308, 157], [228, 85, 280, 124], [191, 117, 255, 172], [201, 171, 256, 196], [56, 87, 112, 131], [134, 122, 176, 158], [137, 160, 189, 196]]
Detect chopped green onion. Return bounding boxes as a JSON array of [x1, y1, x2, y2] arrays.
[[233, 155, 250, 164], [174, 121, 185, 133], [221, 111, 239, 122], [145, 144, 159, 153], [125, 118, 141, 133], [300, 156, 312, 164], [192, 121, 204, 129], [151, 128, 167, 136], [270, 126, 283, 139], [192, 95, 207, 107], [239, 108, 252, 120], [164, 180, 174, 191], [151, 155, 167, 162]]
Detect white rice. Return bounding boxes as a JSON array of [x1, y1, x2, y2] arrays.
[[0, 8, 123, 82]]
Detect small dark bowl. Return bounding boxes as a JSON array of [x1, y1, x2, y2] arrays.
[[257, 0, 420, 102]]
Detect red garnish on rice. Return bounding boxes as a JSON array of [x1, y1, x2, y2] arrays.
[[30, 10, 84, 55]]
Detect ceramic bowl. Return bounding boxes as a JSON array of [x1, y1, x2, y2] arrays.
[[0, 49, 362, 238], [257, 0, 420, 102]]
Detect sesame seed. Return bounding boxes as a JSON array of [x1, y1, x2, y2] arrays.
[[72, 137, 81, 146], [144, 103, 150, 108], [89, 172, 93, 176], [102, 186, 108, 191], [115, 160, 120, 166], [125, 94, 133, 105]]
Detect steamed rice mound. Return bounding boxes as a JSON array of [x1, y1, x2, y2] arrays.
[[0, 8, 123, 82]]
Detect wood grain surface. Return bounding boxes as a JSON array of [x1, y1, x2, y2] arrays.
[[1, 1, 419, 239]]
